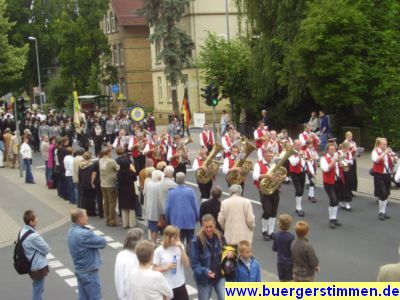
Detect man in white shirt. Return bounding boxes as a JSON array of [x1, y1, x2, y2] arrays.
[[63, 147, 75, 204], [20, 135, 34, 184], [114, 228, 144, 300], [199, 123, 214, 152], [126, 240, 173, 300]]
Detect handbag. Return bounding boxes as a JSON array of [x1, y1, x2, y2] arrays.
[[29, 265, 49, 280], [369, 168, 375, 176], [157, 215, 167, 230]]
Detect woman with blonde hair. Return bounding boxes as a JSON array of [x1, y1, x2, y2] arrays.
[[153, 225, 189, 300]]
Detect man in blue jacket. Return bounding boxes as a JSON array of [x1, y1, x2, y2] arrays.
[[21, 210, 50, 300], [67, 208, 107, 300], [165, 172, 199, 245]]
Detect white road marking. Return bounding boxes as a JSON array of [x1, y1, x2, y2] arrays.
[[85, 225, 95, 230], [55, 268, 74, 277], [46, 253, 55, 260], [103, 235, 114, 242], [65, 277, 78, 287], [48, 260, 64, 268], [186, 284, 197, 295], [108, 242, 123, 249], [93, 230, 104, 236]]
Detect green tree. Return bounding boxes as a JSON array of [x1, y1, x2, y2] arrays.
[[198, 33, 254, 115], [140, 0, 195, 112], [46, 72, 68, 109], [54, 0, 110, 94], [87, 63, 101, 94], [0, 0, 28, 95]]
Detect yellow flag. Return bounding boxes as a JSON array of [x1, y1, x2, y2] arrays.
[[73, 91, 81, 134]]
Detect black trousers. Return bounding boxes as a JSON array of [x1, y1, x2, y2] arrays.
[[340, 171, 353, 202], [172, 284, 189, 300], [351, 159, 358, 191], [81, 189, 96, 216], [291, 172, 306, 197], [374, 173, 391, 200], [259, 190, 280, 219], [133, 155, 145, 174], [174, 163, 187, 178], [197, 179, 212, 199], [324, 182, 344, 207]]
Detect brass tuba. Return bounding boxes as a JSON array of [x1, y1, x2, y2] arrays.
[[196, 143, 224, 184], [226, 139, 257, 185], [259, 145, 297, 195], [178, 135, 193, 163]]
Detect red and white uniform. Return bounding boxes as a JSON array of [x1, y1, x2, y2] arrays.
[[320, 153, 343, 185], [305, 147, 319, 176], [338, 150, 353, 170], [348, 140, 358, 160], [192, 156, 205, 171], [143, 141, 157, 166], [268, 140, 282, 155], [222, 134, 233, 158], [128, 136, 140, 158], [113, 135, 130, 150], [252, 159, 270, 189], [371, 148, 394, 174], [222, 155, 237, 175], [167, 143, 179, 168], [200, 130, 214, 149], [254, 128, 268, 148], [288, 154, 307, 174], [299, 131, 310, 151]]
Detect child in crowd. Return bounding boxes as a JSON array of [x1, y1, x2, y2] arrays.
[[272, 214, 295, 281], [235, 240, 261, 282]]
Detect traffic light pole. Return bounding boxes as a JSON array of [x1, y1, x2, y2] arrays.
[[212, 105, 217, 141], [13, 101, 23, 178]]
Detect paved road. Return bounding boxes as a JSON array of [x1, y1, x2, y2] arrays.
[[1, 128, 400, 299]]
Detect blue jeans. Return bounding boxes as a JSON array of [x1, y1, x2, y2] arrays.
[[24, 159, 35, 183], [76, 271, 102, 300], [197, 278, 225, 300], [73, 183, 81, 207], [66, 176, 74, 203], [320, 133, 328, 152], [32, 278, 44, 300]]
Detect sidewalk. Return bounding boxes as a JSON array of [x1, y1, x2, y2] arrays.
[[175, 125, 400, 201]]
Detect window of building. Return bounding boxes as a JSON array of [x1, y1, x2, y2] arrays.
[[157, 77, 163, 103], [119, 43, 124, 66], [167, 83, 172, 103], [155, 41, 161, 65], [113, 44, 119, 66], [110, 12, 115, 32], [106, 14, 110, 33]]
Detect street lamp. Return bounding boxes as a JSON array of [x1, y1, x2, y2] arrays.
[[28, 36, 42, 110]]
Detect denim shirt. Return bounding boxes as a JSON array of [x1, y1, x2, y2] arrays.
[[67, 224, 107, 273], [190, 234, 224, 285], [21, 225, 50, 272]]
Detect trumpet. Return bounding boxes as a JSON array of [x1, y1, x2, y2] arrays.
[[335, 152, 349, 172], [177, 136, 193, 164]]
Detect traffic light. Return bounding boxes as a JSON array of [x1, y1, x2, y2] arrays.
[[16, 97, 26, 121], [201, 85, 212, 106], [210, 84, 219, 106]]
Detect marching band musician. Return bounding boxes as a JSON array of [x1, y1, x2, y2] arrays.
[[268, 130, 282, 156], [192, 147, 213, 201], [279, 129, 294, 146], [113, 129, 130, 153], [304, 139, 318, 203], [222, 126, 235, 158], [288, 140, 307, 217], [320, 143, 344, 229], [254, 120, 268, 149], [299, 123, 312, 151], [167, 134, 188, 177], [128, 129, 146, 174], [199, 123, 214, 152], [222, 144, 244, 190], [252, 148, 279, 241], [143, 133, 159, 167], [344, 131, 358, 192], [257, 136, 270, 161], [371, 137, 396, 221], [337, 142, 353, 211]]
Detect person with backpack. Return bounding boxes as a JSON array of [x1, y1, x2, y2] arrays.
[[190, 214, 233, 300], [15, 210, 50, 300]]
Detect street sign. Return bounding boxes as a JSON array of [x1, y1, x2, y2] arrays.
[[112, 85, 119, 94]]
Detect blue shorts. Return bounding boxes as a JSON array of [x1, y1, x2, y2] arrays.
[[148, 221, 159, 232]]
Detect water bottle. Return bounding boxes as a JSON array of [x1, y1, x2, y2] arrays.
[[171, 255, 177, 275]]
